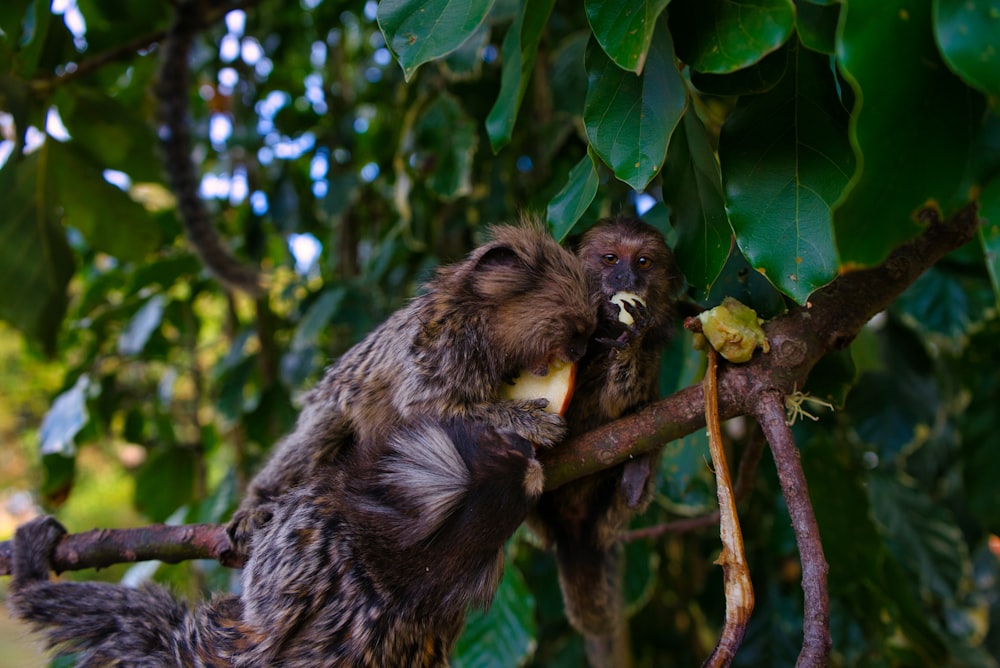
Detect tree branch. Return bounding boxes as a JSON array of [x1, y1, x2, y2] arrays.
[[754, 390, 830, 668], [0, 203, 981, 578]]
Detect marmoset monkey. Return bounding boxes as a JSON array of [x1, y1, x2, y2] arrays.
[[533, 216, 681, 667], [228, 222, 596, 550], [7, 224, 597, 666], [8, 418, 547, 667]]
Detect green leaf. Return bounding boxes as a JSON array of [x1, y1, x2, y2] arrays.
[[661, 109, 731, 298], [833, 0, 986, 267], [981, 177, 1000, 305], [292, 287, 347, 351], [452, 562, 536, 667], [670, 0, 796, 74], [583, 18, 687, 191], [0, 153, 74, 356], [134, 445, 196, 522], [53, 86, 163, 183], [0, 0, 34, 40], [117, 294, 167, 356], [39, 375, 91, 457], [547, 151, 600, 241], [795, 0, 840, 55], [48, 141, 161, 260], [378, 0, 495, 80], [895, 267, 977, 344], [720, 44, 852, 302], [585, 0, 670, 73], [933, 0, 1000, 99], [690, 43, 790, 96], [867, 473, 969, 600], [414, 93, 478, 198], [485, 0, 555, 152]]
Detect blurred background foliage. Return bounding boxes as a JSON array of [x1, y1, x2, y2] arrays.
[[0, 0, 999, 665]]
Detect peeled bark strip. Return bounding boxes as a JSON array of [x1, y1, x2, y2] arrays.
[[701, 348, 754, 668]]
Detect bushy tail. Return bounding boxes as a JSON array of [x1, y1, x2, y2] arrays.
[[7, 516, 207, 667]]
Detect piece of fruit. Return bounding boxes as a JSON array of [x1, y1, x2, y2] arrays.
[[610, 291, 646, 326], [500, 359, 577, 416]]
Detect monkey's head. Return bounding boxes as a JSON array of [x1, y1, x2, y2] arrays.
[[578, 216, 681, 328], [440, 222, 596, 377]]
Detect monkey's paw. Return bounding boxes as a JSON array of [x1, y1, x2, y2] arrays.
[[12, 516, 67, 582], [226, 504, 275, 556]]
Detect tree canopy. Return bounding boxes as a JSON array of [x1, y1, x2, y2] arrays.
[[1, 0, 999, 665]]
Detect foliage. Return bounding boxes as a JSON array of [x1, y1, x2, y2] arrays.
[[1, 0, 999, 665]]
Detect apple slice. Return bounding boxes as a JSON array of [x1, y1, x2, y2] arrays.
[[610, 291, 646, 326], [500, 359, 577, 416]]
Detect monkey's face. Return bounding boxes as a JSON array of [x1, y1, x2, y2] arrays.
[[579, 221, 678, 327]]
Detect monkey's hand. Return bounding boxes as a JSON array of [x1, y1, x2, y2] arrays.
[[597, 299, 653, 355], [473, 400, 567, 449], [11, 516, 67, 585], [226, 501, 276, 557]]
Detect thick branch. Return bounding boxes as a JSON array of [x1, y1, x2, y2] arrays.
[[539, 204, 980, 489], [0, 204, 981, 576], [0, 523, 240, 576]]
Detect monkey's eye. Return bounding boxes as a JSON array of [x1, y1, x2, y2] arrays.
[[602, 254, 619, 266], [637, 256, 653, 270]]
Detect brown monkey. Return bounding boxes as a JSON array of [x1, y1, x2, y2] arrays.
[[7, 223, 597, 666], [227, 222, 596, 550], [532, 215, 681, 667], [7, 417, 546, 667]]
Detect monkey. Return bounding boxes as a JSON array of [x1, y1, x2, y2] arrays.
[[531, 215, 682, 668], [7, 417, 547, 667], [157, 0, 262, 294], [226, 222, 597, 552]]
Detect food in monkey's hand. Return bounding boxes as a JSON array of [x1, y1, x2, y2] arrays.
[[501, 359, 578, 417], [610, 291, 647, 326]]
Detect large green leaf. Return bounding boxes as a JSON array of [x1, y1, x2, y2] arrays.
[[661, 109, 731, 298], [690, 43, 789, 96], [378, 0, 495, 80], [414, 93, 477, 198], [933, 0, 1000, 99], [868, 473, 969, 601], [452, 561, 536, 667], [795, 0, 840, 55], [720, 44, 852, 302], [585, 0, 670, 73], [53, 86, 163, 183], [0, 152, 74, 355], [547, 150, 600, 241], [834, 0, 985, 267], [583, 18, 687, 191], [485, 0, 555, 152], [48, 141, 162, 261], [670, 0, 796, 74]]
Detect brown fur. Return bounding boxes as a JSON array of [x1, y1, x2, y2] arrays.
[[7, 223, 597, 666], [532, 216, 681, 668], [8, 419, 547, 667], [228, 223, 595, 548]]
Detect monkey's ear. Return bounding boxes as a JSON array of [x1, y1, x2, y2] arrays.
[[475, 244, 522, 271]]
